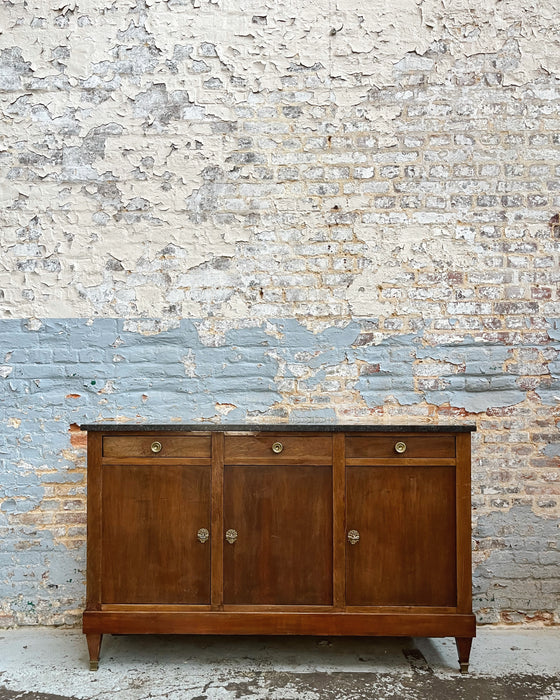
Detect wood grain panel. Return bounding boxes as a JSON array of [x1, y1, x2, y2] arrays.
[[346, 458, 455, 467], [346, 435, 455, 460], [211, 432, 224, 609], [86, 431, 103, 610], [223, 465, 333, 605], [346, 465, 457, 606], [102, 464, 211, 604], [103, 435, 211, 459], [84, 610, 476, 637], [332, 433, 346, 609], [224, 434, 332, 464], [456, 432, 473, 613]]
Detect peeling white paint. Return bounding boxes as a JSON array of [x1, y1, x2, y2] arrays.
[[1, 0, 559, 321]]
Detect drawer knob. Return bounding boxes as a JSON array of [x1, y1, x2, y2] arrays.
[[197, 528, 209, 544], [225, 528, 238, 544], [151, 441, 162, 453], [271, 441, 284, 454], [348, 529, 360, 545], [394, 441, 407, 454]]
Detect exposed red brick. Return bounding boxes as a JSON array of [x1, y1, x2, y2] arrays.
[[69, 423, 87, 449]]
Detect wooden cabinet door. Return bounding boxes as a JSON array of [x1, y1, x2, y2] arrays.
[[223, 465, 333, 605], [101, 464, 211, 604], [346, 466, 457, 606]]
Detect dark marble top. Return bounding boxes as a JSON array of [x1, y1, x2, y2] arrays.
[[80, 423, 476, 433]]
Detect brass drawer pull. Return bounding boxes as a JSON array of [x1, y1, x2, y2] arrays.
[[225, 528, 238, 544], [394, 441, 407, 454], [271, 441, 284, 454], [151, 441, 162, 453], [197, 528, 209, 544], [348, 529, 360, 545]]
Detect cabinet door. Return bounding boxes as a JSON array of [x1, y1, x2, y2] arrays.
[[346, 466, 457, 606], [223, 465, 332, 605], [101, 464, 211, 604]]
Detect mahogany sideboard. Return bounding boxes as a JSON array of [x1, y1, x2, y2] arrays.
[[81, 423, 476, 672]]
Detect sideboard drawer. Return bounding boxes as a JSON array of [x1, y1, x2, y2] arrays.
[[102, 434, 211, 459], [225, 434, 332, 464], [346, 434, 456, 460]]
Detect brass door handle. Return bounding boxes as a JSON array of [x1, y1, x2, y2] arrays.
[[271, 441, 283, 454], [151, 441, 162, 453], [197, 528, 209, 544], [225, 529, 238, 544], [394, 441, 407, 454], [347, 529, 360, 545]]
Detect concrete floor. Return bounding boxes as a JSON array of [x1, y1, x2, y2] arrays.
[[0, 628, 559, 699]]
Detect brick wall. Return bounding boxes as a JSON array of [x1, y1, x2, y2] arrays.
[[0, 0, 558, 625]]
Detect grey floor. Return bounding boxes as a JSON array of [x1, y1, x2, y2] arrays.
[[0, 627, 559, 699]]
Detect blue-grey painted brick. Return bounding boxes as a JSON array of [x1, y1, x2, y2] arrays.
[[1, 319, 560, 623]]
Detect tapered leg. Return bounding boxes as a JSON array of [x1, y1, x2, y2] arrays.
[[86, 633, 103, 671], [455, 636, 473, 674]]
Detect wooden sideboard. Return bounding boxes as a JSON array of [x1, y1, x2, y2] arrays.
[[81, 424, 476, 672]]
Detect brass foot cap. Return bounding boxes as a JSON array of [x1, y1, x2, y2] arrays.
[[460, 662, 469, 675], [89, 660, 99, 671]]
